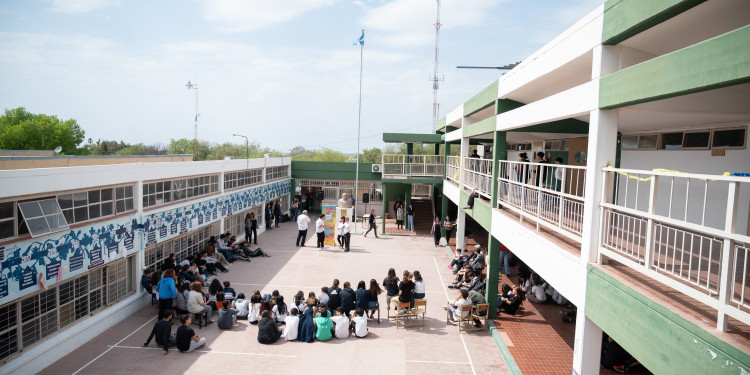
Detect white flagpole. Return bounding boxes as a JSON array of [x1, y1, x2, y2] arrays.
[[354, 29, 364, 233]]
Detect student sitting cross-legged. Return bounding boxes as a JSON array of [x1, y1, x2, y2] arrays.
[[257, 310, 282, 344], [176, 315, 206, 353], [144, 310, 176, 354], [350, 308, 368, 338], [330, 307, 350, 339], [283, 308, 300, 341]]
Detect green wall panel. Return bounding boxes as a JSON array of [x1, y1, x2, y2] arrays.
[[586, 265, 750, 375], [464, 80, 499, 117], [291, 161, 381, 181], [600, 25, 750, 109], [602, 0, 706, 45], [459, 190, 492, 231], [462, 116, 497, 138], [507, 119, 589, 134], [382, 133, 443, 144], [496, 99, 525, 115]]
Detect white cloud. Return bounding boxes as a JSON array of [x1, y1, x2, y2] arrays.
[[43, 0, 118, 15], [361, 0, 503, 47], [198, 0, 337, 33]]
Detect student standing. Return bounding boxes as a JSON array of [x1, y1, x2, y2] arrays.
[[406, 204, 414, 232], [396, 204, 404, 230], [157, 269, 177, 321], [273, 201, 282, 227], [175, 316, 206, 352], [315, 214, 326, 249], [364, 209, 379, 238], [431, 217, 442, 247], [443, 216, 454, 243], [343, 216, 352, 252], [296, 210, 311, 247], [245, 213, 258, 245], [265, 203, 273, 230]]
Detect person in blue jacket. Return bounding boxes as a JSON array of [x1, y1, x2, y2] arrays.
[[354, 280, 369, 312], [157, 269, 177, 320]]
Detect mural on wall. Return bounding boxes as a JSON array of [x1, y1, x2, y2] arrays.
[[0, 179, 290, 306]]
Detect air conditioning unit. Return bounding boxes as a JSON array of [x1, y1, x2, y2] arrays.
[[371, 164, 382, 173]]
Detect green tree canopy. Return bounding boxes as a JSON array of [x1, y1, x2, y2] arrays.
[[359, 147, 382, 163], [0, 107, 88, 154], [168, 138, 211, 160]]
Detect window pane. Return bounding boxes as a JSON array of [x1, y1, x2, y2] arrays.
[[74, 207, 88, 222], [63, 210, 74, 225], [18, 202, 43, 218], [89, 205, 100, 220], [621, 136, 638, 149], [125, 199, 133, 211], [0, 221, 13, 239], [115, 187, 124, 199], [26, 217, 50, 234], [683, 132, 710, 148], [125, 186, 133, 198], [0, 202, 13, 219], [662, 132, 683, 150], [101, 201, 113, 216], [73, 192, 87, 207], [116, 201, 125, 213], [46, 214, 67, 232], [101, 188, 113, 202], [713, 128, 746, 148], [58, 194, 73, 210], [638, 135, 658, 149], [0, 304, 16, 332], [39, 199, 61, 215], [88, 190, 100, 204], [148, 196, 156, 207]]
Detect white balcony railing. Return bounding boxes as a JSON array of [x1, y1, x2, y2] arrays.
[[446, 156, 460, 184], [496, 160, 587, 242], [599, 167, 750, 331], [462, 157, 493, 199], [382, 154, 444, 178]]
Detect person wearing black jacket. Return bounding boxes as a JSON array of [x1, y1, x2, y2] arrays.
[[273, 201, 282, 228], [144, 310, 176, 354], [257, 310, 282, 344], [327, 280, 342, 311], [339, 282, 356, 317], [364, 210, 379, 238], [265, 203, 273, 230]]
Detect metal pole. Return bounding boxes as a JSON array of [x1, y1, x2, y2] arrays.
[[194, 82, 198, 159], [355, 29, 364, 232]]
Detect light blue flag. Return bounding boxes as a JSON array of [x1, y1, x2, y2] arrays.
[[353, 30, 364, 46]]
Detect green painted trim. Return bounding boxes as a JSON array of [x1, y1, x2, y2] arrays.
[[600, 25, 750, 109], [291, 161, 381, 181], [381, 177, 444, 185], [488, 320, 523, 375], [602, 0, 707, 45], [435, 117, 447, 133], [462, 116, 497, 138], [459, 190, 492, 231], [382, 133, 443, 144], [464, 80, 499, 117], [496, 99, 525, 115], [586, 265, 750, 374], [445, 126, 458, 133], [506, 119, 589, 134], [486, 234, 500, 316]]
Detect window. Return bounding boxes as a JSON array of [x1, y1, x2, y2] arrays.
[[621, 135, 638, 149], [17, 199, 69, 238], [0, 256, 134, 362], [0, 202, 14, 240], [544, 140, 562, 151], [637, 135, 658, 149], [58, 188, 113, 224], [223, 206, 259, 239], [265, 166, 289, 181], [143, 222, 220, 271], [683, 131, 710, 148], [143, 175, 219, 208], [224, 169, 263, 190], [661, 132, 683, 149], [712, 128, 746, 148], [115, 186, 134, 214]]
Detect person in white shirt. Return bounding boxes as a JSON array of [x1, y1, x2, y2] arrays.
[[350, 308, 368, 338], [554, 157, 564, 192], [337, 217, 345, 249], [527, 275, 547, 304], [315, 214, 326, 250], [248, 294, 262, 324], [343, 217, 352, 252], [296, 210, 311, 247], [445, 289, 472, 322], [283, 308, 300, 341], [330, 307, 350, 339], [234, 293, 250, 319], [413, 270, 426, 299]]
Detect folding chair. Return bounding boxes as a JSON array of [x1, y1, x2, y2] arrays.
[[395, 301, 413, 329], [448, 304, 474, 332], [365, 305, 380, 324], [467, 303, 489, 332]]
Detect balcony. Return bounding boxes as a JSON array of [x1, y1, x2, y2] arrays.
[[381, 154, 444, 179], [599, 167, 750, 331], [496, 160, 587, 243], [461, 157, 494, 199]]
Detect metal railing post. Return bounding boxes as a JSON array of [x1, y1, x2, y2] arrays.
[[717, 181, 739, 332], [558, 167, 567, 229], [643, 175, 658, 270]]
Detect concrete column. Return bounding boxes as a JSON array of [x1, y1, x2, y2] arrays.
[[441, 142, 449, 237], [486, 234, 500, 317], [456, 208, 466, 252], [381, 182, 387, 235], [459, 137, 469, 191], [490, 131, 506, 207], [573, 316, 604, 375]]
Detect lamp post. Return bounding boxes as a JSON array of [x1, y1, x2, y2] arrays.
[[232, 133, 249, 171]]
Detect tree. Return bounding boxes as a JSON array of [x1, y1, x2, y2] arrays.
[[359, 147, 382, 163], [314, 148, 347, 162], [167, 138, 210, 160], [0, 107, 88, 154]]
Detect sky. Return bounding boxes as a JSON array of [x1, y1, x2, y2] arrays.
[[0, 0, 603, 154]]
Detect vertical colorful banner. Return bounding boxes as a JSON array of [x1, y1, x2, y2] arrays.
[[322, 205, 336, 245]]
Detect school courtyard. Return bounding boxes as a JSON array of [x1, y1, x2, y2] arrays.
[[38, 222, 509, 375]]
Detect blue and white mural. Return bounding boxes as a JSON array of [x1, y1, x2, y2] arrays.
[[0, 179, 290, 306]]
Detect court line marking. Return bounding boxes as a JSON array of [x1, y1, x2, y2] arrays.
[[267, 249, 436, 258], [72, 316, 156, 375], [109, 345, 297, 358], [433, 256, 477, 375], [406, 360, 471, 365]]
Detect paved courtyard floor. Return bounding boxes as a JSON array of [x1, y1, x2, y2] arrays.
[[40, 220, 508, 375]]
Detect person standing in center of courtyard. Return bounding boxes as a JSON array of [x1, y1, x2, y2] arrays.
[[431, 216, 442, 247], [343, 216, 352, 252], [315, 214, 326, 250], [265, 203, 273, 230], [296, 210, 310, 247], [364, 209, 379, 238], [406, 204, 414, 232], [274, 201, 282, 228]]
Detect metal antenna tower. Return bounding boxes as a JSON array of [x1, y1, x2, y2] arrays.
[[430, 0, 444, 129], [186, 78, 199, 159]]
